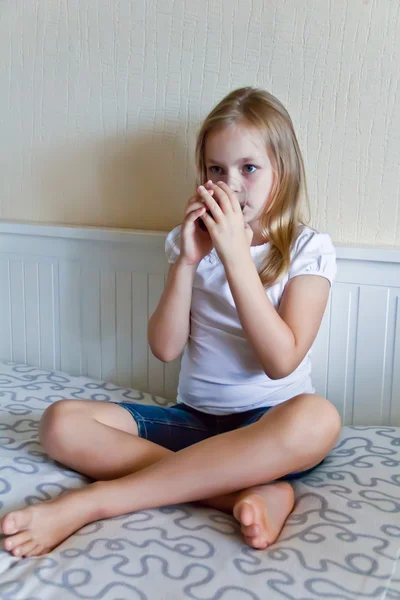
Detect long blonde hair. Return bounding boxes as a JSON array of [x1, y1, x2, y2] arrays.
[[195, 87, 310, 287]]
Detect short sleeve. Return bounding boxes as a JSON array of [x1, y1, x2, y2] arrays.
[[165, 225, 182, 264], [289, 228, 337, 285]]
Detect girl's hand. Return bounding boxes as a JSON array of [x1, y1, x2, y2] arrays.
[[178, 189, 215, 266], [198, 181, 253, 265]]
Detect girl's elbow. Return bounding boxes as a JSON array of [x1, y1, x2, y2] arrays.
[[148, 336, 183, 363], [264, 360, 297, 380], [149, 346, 175, 363], [265, 367, 288, 380], [147, 333, 168, 363]]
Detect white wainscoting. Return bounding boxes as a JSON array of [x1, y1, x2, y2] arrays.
[[0, 221, 399, 425]]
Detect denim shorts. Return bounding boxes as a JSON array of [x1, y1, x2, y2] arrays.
[[113, 401, 323, 481]]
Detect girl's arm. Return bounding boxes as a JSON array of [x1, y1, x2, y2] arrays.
[[224, 254, 330, 380], [197, 181, 332, 381], [147, 260, 197, 362], [149, 192, 214, 363]]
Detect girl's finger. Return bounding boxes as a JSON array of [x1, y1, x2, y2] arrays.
[[215, 181, 241, 213], [204, 180, 215, 192], [205, 182, 233, 214], [185, 200, 206, 216], [184, 205, 206, 223], [199, 210, 215, 232], [197, 185, 224, 222], [185, 206, 206, 223], [186, 190, 214, 208]]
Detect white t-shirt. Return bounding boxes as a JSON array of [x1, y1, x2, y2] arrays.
[[165, 224, 337, 415]]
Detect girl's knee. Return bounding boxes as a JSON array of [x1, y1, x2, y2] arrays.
[[301, 395, 341, 448], [39, 400, 84, 453], [315, 396, 341, 439], [280, 394, 341, 451]]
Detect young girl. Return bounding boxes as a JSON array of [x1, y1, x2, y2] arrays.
[[1, 87, 341, 558]]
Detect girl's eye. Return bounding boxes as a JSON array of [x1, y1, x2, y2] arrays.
[[243, 164, 257, 173], [208, 166, 222, 174]]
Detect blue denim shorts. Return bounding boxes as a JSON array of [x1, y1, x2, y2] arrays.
[[113, 401, 323, 481]]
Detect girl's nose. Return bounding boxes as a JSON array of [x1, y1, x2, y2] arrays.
[[220, 173, 242, 193]]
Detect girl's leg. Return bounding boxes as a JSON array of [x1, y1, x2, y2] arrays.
[[1, 394, 341, 556], [37, 399, 172, 479], [36, 399, 295, 548]]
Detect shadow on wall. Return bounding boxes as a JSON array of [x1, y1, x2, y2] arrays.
[[37, 127, 197, 231]]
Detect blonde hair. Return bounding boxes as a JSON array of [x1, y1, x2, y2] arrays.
[[195, 87, 310, 287]]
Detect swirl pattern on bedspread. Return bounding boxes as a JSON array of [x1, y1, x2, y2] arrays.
[[0, 362, 399, 599]]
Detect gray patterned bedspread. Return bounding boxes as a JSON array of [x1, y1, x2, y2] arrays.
[[0, 362, 399, 600]]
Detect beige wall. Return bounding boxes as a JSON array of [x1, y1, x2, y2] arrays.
[[1, 0, 399, 246]]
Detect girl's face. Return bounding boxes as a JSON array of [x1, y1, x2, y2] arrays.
[[204, 123, 274, 240]]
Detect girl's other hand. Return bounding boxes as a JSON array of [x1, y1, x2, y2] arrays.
[[178, 188, 215, 266]]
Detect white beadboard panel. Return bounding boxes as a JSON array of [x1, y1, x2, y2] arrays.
[[336, 259, 400, 287], [0, 224, 400, 424], [116, 271, 134, 389], [100, 271, 117, 384], [82, 266, 102, 380], [392, 296, 400, 425], [131, 272, 149, 393], [24, 262, 40, 368], [353, 287, 390, 425], [0, 257, 58, 371], [38, 262, 58, 370], [0, 260, 12, 361], [0, 229, 167, 274], [59, 260, 82, 376], [382, 290, 400, 426], [9, 261, 26, 364], [326, 284, 359, 425]]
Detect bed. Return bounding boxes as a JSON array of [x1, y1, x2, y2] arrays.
[[0, 361, 399, 600]]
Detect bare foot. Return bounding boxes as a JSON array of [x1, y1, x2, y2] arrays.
[[232, 481, 295, 549], [1, 485, 102, 557]]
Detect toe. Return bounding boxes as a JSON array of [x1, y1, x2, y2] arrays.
[[234, 501, 254, 527], [241, 523, 260, 537], [244, 534, 264, 549], [32, 545, 47, 556], [1, 515, 17, 536], [249, 536, 269, 550], [14, 540, 37, 558], [4, 530, 32, 552], [2, 510, 32, 536], [243, 530, 269, 550], [25, 545, 41, 557]]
